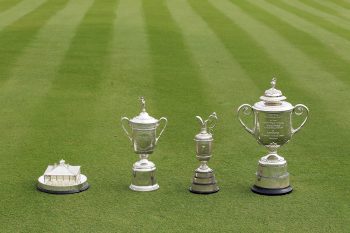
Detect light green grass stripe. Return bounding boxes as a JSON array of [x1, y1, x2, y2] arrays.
[[167, 0, 258, 104], [285, 0, 350, 31], [0, 0, 69, 83], [0, 0, 46, 31], [251, 0, 350, 63], [143, 0, 210, 150], [237, 1, 350, 89], [0, 0, 94, 170], [0, 0, 94, 111], [315, 0, 350, 20], [210, 0, 350, 127], [0, 0, 22, 13]]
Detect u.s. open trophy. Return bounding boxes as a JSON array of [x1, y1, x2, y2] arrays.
[[237, 78, 309, 195], [121, 97, 167, 191], [189, 112, 219, 194]]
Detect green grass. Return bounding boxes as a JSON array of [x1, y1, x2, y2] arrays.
[[0, 0, 349, 232]]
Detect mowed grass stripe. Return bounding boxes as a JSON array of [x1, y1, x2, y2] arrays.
[[188, 0, 286, 88], [254, 0, 350, 63], [27, 0, 117, 165], [300, 0, 350, 21], [166, 0, 260, 183], [143, 0, 210, 161], [0, 0, 68, 84], [0, 0, 46, 31], [0, 0, 94, 168], [0, 0, 22, 13], [280, 0, 350, 38], [0, 1, 118, 232], [289, 0, 350, 28], [331, 0, 350, 9], [239, 0, 350, 87], [313, 0, 350, 20]]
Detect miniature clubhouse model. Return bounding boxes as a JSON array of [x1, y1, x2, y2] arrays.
[[37, 159, 89, 194]]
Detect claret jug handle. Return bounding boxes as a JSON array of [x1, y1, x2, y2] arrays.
[[237, 104, 254, 135], [156, 117, 167, 144], [291, 104, 309, 135], [121, 117, 132, 141]]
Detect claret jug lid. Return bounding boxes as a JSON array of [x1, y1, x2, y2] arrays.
[[194, 112, 217, 141], [253, 78, 293, 112], [129, 97, 158, 125]]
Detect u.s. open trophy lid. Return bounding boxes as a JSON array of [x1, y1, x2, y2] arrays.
[[37, 159, 89, 194]]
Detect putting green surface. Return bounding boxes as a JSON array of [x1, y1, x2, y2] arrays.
[[0, 0, 349, 232]]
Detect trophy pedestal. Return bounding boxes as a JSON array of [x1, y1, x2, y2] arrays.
[[252, 154, 292, 195], [189, 166, 219, 194], [130, 157, 159, 192]]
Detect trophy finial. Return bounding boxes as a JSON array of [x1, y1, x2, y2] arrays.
[[271, 77, 277, 89], [140, 97, 146, 112]]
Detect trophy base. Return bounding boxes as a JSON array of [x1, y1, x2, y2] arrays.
[[251, 185, 292, 196], [37, 175, 89, 194], [253, 154, 291, 192], [189, 167, 219, 194], [130, 158, 159, 192]]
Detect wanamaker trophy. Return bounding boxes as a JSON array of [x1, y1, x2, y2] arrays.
[[189, 112, 219, 194], [121, 97, 167, 191], [237, 78, 309, 195]]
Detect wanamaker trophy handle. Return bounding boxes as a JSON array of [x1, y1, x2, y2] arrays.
[[156, 117, 167, 144], [291, 104, 309, 134], [121, 117, 132, 141], [237, 104, 254, 135]]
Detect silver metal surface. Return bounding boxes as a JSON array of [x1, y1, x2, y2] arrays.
[[190, 112, 219, 194], [121, 97, 167, 192], [37, 174, 89, 194], [237, 78, 309, 195]]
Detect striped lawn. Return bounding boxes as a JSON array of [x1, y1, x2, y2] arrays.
[[0, 0, 349, 232]]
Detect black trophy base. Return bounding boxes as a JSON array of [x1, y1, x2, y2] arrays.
[[251, 185, 292, 196], [37, 183, 90, 195], [189, 186, 219, 195]]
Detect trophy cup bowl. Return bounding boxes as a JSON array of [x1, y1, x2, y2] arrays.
[[237, 78, 309, 195], [121, 97, 167, 192], [189, 112, 219, 194]]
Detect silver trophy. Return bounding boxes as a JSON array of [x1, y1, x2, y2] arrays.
[[121, 97, 167, 191], [237, 78, 309, 195], [189, 112, 219, 194]]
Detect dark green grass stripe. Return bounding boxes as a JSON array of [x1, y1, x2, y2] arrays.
[[51, 0, 117, 91], [331, 0, 350, 10], [188, 0, 287, 88], [0, 0, 22, 13], [269, 0, 350, 41], [0, 0, 68, 83], [23, 0, 118, 163], [142, 0, 210, 143], [300, 0, 349, 20], [238, 0, 350, 87]]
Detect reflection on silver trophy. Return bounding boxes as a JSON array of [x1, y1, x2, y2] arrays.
[[189, 112, 219, 194], [121, 97, 167, 191], [237, 78, 309, 195]]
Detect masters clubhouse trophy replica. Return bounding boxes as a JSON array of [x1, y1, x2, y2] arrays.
[[37, 159, 89, 194], [189, 112, 219, 194], [121, 97, 167, 191], [237, 78, 309, 195]]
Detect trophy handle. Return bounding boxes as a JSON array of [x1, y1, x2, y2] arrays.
[[156, 117, 167, 144], [121, 117, 132, 141], [291, 104, 309, 134], [237, 104, 254, 135]]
